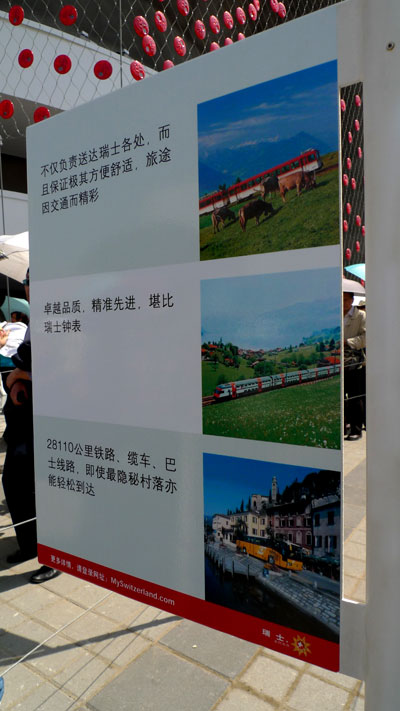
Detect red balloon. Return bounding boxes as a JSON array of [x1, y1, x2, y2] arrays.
[[209, 15, 220, 33], [355, 94, 362, 107], [163, 60, 174, 70], [59, 5, 78, 26], [9, 5, 24, 25], [194, 20, 206, 39], [351, 178, 357, 190], [177, 0, 190, 17], [343, 174, 349, 187], [361, 225, 366, 236], [0, 100, 14, 119], [94, 60, 112, 79], [354, 119, 360, 131], [173, 36, 186, 56], [277, 2, 286, 18], [254, 0, 260, 9], [236, 7, 246, 24], [224, 38, 233, 45], [270, 0, 279, 12], [130, 60, 145, 80], [348, 131, 353, 144], [355, 215, 362, 227], [346, 157, 352, 170], [210, 42, 220, 51], [340, 99, 346, 112], [18, 49, 34, 68], [133, 16, 149, 37], [358, 146, 363, 159], [346, 202, 352, 215], [34, 107, 50, 123], [154, 11, 167, 32], [223, 11, 234, 29], [344, 224, 349, 236], [54, 54, 72, 74], [355, 241, 361, 252], [248, 3, 258, 20], [142, 35, 157, 56], [237, 32, 246, 40]]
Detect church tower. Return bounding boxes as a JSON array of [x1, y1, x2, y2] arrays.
[[271, 475, 278, 504]]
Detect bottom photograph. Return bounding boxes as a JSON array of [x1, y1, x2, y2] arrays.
[[203, 453, 340, 646]]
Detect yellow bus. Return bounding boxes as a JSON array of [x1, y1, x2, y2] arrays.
[[236, 535, 303, 572]]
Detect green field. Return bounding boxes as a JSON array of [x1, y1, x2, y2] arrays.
[[203, 376, 340, 449], [199, 167, 339, 261], [202, 360, 256, 397]]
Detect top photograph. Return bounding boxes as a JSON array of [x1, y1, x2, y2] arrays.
[[198, 60, 339, 261]]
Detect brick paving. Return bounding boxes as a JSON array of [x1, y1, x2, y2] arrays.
[[0, 428, 366, 710]]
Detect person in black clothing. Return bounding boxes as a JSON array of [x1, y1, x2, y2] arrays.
[[2, 270, 60, 583]]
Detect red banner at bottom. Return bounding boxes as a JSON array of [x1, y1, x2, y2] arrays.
[[38, 543, 339, 671]]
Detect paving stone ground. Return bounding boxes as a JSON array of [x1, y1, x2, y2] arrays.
[[0, 422, 366, 711]]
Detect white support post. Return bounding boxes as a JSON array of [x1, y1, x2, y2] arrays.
[[362, 0, 400, 708]]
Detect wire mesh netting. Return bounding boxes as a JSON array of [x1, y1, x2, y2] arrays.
[[340, 82, 365, 276], [0, 0, 345, 150]]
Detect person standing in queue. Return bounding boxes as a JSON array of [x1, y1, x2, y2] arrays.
[[2, 269, 61, 583], [343, 290, 366, 440]]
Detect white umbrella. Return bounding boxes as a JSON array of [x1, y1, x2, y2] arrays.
[[342, 277, 365, 295], [0, 232, 29, 282]]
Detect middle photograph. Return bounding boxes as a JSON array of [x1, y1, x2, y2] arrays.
[[201, 266, 340, 449]]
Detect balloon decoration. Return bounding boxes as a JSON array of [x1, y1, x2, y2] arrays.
[[173, 36, 186, 56], [54, 54, 72, 74], [18, 49, 34, 68], [59, 5, 78, 26], [34, 106, 50, 122], [154, 11, 167, 32], [0, 100, 14, 119], [9, 5, 24, 26], [93, 60, 112, 79], [130, 60, 145, 80], [133, 16, 149, 37]]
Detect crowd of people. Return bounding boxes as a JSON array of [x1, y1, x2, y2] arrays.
[[343, 290, 366, 440], [0, 269, 60, 583]]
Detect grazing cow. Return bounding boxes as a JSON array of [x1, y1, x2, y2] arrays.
[[259, 175, 279, 201], [238, 200, 274, 232], [278, 171, 316, 203], [211, 206, 236, 233]]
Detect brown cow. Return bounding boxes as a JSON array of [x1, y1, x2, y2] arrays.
[[259, 175, 279, 201], [278, 170, 316, 203], [238, 200, 274, 232], [211, 206, 236, 233]]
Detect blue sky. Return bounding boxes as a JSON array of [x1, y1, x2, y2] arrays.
[[197, 60, 338, 159], [203, 453, 322, 517], [201, 267, 340, 351]]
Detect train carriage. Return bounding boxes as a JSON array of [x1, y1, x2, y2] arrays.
[[212, 363, 340, 402]]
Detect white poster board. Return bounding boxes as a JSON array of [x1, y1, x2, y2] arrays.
[[27, 6, 341, 671]]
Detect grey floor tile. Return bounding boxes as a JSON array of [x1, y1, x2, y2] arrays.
[[160, 619, 257, 678], [88, 646, 228, 711]]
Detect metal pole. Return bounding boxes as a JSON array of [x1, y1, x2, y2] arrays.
[[119, 0, 123, 89], [363, 0, 400, 708], [0, 136, 11, 306]]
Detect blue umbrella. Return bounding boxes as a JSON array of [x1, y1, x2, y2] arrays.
[[0, 296, 30, 321], [345, 263, 365, 281]]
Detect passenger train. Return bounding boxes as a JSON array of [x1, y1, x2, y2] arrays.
[[213, 364, 340, 401], [199, 148, 323, 216]]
